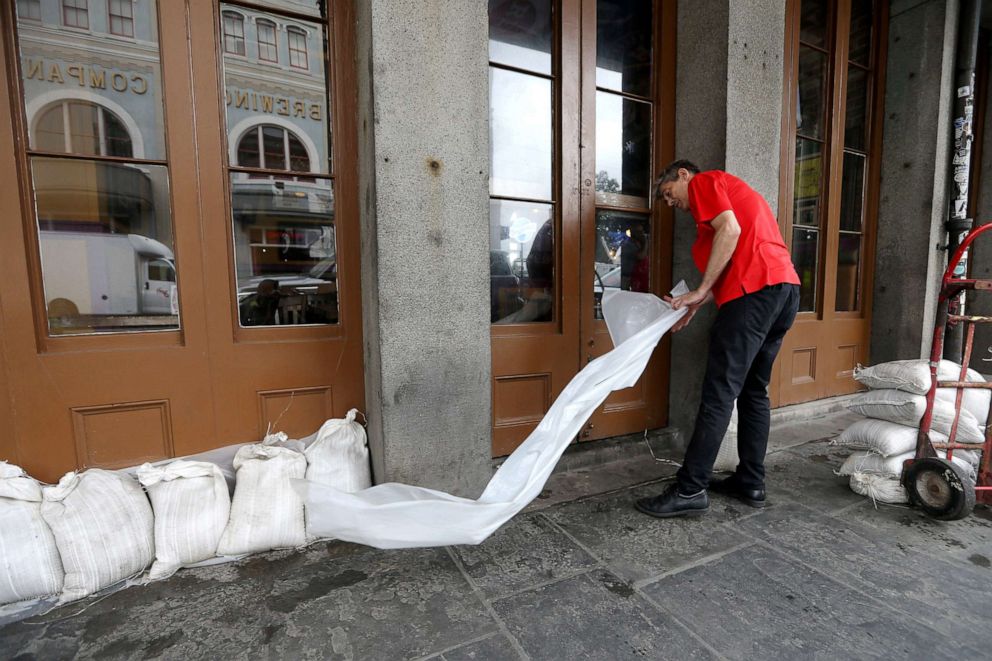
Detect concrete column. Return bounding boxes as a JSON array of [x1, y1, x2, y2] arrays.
[[871, 0, 960, 364], [669, 0, 786, 436], [356, 1, 492, 496]]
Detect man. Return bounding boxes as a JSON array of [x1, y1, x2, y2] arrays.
[[635, 160, 801, 519]]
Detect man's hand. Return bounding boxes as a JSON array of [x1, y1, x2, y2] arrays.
[[663, 289, 713, 333]]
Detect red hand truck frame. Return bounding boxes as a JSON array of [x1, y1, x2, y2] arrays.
[[905, 222, 992, 520]]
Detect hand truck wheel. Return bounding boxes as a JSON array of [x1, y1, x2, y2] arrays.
[[903, 458, 976, 521]]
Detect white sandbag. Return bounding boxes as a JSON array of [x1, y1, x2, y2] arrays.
[[295, 284, 690, 549], [0, 462, 63, 605], [845, 389, 985, 444], [832, 419, 948, 456], [854, 359, 983, 393], [216, 444, 307, 555], [41, 469, 154, 603], [838, 450, 975, 479], [713, 401, 739, 472], [304, 409, 371, 493], [935, 387, 991, 428], [848, 473, 909, 505], [137, 460, 231, 581]]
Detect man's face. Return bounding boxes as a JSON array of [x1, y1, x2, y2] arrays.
[[657, 169, 692, 211]]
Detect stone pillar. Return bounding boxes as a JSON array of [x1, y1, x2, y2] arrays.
[[356, 0, 492, 496], [872, 0, 960, 364], [669, 0, 786, 436]]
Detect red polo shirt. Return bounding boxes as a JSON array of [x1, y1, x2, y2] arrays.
[[688, 170, 800, 306]]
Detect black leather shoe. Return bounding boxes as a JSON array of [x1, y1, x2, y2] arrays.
[[634, 484, 709, 519], [709, 475, 766, 508]]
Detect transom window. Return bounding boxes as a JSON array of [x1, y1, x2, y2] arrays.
[[222, 11, 246, 56], [236, 124, 310, 173], [287, 26, 308, 69], [34, 100, 133, 158], [109, 0, 135, 38], [63, 0, 89, 29], [257, 18, 278, 62]]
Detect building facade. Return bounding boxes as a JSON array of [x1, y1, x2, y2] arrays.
[[0, 0, 989, 495]]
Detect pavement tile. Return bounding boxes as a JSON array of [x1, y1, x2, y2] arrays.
[[762, 440, 865, 513], [839, 500, 992, 567], [1, 542, 497, 661], [439, 633, 520, 661], [641, 543, 960, 661], [542, 483, 751, 583], [737, 502, 992, 646], [523, 457, 677, 513], [448, 513, 598, 601], [492, 569, 716, 661], [766, 411, 863, 452]]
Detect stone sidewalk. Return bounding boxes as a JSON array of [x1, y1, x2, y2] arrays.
[[4, 410, 992, 660]]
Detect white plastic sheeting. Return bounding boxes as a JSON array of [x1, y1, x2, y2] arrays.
[[295, 284, 689, 549]]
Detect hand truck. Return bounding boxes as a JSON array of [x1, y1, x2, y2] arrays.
[[904, 222, 992, 520]]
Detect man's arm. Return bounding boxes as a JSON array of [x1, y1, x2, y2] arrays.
[[671, 210, 741, 310]]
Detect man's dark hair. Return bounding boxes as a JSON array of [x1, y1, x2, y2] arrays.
[[656, 159, 701, 185]]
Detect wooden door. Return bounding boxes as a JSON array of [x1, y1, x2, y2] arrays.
[[773, 0, 887, 406], [488, 0, 675, 455], [0, 0, 363, 483]]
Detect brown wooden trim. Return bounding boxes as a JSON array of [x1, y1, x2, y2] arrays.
[[220, 0, 325, 24], [489, 61, 556, 82], [23, 150, 169, 166], [777, 0, 799, 238], [227, 165, 334, 179]]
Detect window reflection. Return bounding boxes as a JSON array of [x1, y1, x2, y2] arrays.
[[32, 158, 178, 334], [232, 175, 337, 326], [595, 92, 652, 207], [488, 0, 553, 75], [490, 200, 553, 324], [593, 210, 650, 319], [490, 68, 552, 200], [596, 0, 652, 97]]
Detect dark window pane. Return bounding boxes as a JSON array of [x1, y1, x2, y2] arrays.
[[262, 125, 286, 170], [31, 157, 179, 334], [593, 210, 651, 318], [799, 0, 828, 47], [288, 133, 310, 172], [844, 65, 869, 151], [490, 68, 552, 200], [839, 151, 865, 232], [792, 227, 819, 312], [103, 109, 133, 158], [793, 138, 823, 228], [797, 46, 827, 139], [257, 19, 278, 62], [595, 92, 652, 207], [596, 0, 652, 97], [237, 127, 261, 168], [232, 175, 337, 326], [488, 0, 552, 75], [848, 0, 873, 65], [490, 199, 553, 324], [836, 233, 862, 311]]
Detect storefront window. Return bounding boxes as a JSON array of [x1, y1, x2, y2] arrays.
[[16, 0, 179, 336], [488, 0, 555, 324], [221, 3, 336, 327]]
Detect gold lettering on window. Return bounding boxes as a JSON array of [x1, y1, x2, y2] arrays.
[[130, 76, 147, 95], [235, 90, 249, 109], [25, 59, 44, 80], [293, 101, 304, 117], [48, 64, 64, 84], [260, 95, 273, 113], [309, 104, 321, 121], [66, 65, 84, 86], [276, 97, 289, 116], [112, 72, 128, 92], [89, 69, 106, 89]]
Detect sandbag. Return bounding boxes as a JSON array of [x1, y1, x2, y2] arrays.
[[838, 450, 975, 479], [848, 473, 909, 505], [304, 409, 371, 493], [0, 463, 64, 605], [137, 460, 231, 581], [832, 419, 948, 456], [216, 444, 307, 555], [854, 359, 990, 425], [845, 389, 985, 444], [41, 469, 154, 603]]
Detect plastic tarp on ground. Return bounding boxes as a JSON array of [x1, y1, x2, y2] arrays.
[[295, 284, 689, 549]]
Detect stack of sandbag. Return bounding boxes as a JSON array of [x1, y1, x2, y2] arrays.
[[41, 469, 154, 603], [0, 462, 64, 605], [137, 460, 231, 581], [835, 359, 987, 504]]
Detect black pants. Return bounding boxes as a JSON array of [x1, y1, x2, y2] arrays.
[[675, 283, 800, 493]]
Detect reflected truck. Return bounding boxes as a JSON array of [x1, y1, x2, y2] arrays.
[[39, 231, 177, 319]]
